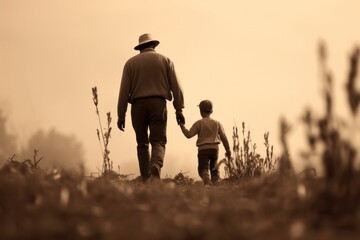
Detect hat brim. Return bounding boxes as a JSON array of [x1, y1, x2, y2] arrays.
[[134, 40, 160, 50]]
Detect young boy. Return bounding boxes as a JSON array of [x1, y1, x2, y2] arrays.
[[179, 100, 231, 185]]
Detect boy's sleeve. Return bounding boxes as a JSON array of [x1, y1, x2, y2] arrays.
[[218, 122, 231, 152], [180, 122, 199, 139]]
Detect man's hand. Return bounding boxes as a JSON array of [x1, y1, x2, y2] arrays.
[[117, 119, 125, 131], [176, 110, 185, 125]]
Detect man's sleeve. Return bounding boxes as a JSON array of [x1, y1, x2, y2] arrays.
[[117, 63, 131, 120], [167, 60, 185, 111]]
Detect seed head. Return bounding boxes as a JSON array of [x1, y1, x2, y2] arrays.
[[92, 87, 98, 106]]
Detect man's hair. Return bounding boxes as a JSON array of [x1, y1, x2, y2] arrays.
[[138, 41, 156, 51]]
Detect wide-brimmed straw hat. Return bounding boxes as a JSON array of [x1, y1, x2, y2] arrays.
[[134, 33, 160, 50]]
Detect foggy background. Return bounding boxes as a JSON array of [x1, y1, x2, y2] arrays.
[[1, 0, 359, 179]]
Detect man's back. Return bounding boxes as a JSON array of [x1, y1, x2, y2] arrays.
[[125, 49, 171, 100], [118, 47, 184, 120]]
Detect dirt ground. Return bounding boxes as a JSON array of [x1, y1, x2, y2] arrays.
[[0, 164, 359, 240]]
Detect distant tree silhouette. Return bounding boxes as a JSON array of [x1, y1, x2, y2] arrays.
[[21, 128, 85, 171], [0, 109, 17, 163]]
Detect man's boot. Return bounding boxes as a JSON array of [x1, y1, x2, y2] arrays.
[[137, 144, 150, 182], [150, 144, 165, 180]]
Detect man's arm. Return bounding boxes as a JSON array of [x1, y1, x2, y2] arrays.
[[167, 60, 184, 112], [166, 59, 185, 124], [117, 63, 131, 130]]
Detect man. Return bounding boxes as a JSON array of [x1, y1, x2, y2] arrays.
[[117, 33, 185, 182]]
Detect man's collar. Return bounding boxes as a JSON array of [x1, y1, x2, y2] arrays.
[[140, 48, 156, 53]]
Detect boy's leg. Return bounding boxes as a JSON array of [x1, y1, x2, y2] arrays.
[[209, 149, 220, 183], [198, 149, 211, 185]]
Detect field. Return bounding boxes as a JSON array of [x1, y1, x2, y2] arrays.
[[1, 43, 359, 240], [1, 162, 360, 240]]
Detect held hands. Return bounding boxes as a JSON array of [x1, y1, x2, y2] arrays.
[[175, 110, 185, 125], [117, 118, 125, 131], [225, 150, 232, 159]]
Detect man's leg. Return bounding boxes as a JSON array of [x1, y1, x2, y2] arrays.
[[150, 144, 165, 179], [131, 101, 150, 182], [137, 144, 150, 182], [148, 98, 167, 179]]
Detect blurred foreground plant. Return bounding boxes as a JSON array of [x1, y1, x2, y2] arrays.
[[92, 87, 113, 175], [300, 41, 360, 226]]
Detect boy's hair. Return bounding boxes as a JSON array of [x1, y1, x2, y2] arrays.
[[198, 100, 213, 113], [201, 110, 212, 114]]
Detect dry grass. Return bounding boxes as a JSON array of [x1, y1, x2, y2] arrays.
[[92, 86, 113, 175], [216, 122, 277, 180]]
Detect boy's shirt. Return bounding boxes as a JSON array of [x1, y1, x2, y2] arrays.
[[180, 117, 230, 151]]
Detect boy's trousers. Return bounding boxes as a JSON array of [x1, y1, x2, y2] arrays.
[[197, 148, 219, 183]]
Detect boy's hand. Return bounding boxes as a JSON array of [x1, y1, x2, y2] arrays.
[[225, 151, 231, 159]]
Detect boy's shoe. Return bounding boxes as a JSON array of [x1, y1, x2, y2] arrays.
[[203, 176, 212, 186], [212, 178, 221, 186]]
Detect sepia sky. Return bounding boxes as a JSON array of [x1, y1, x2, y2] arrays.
[[1, 0, 360, 178]]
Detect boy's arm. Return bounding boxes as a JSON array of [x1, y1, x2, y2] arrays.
[[218, 122, 231, 157], [180, 123, 198, 139]]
